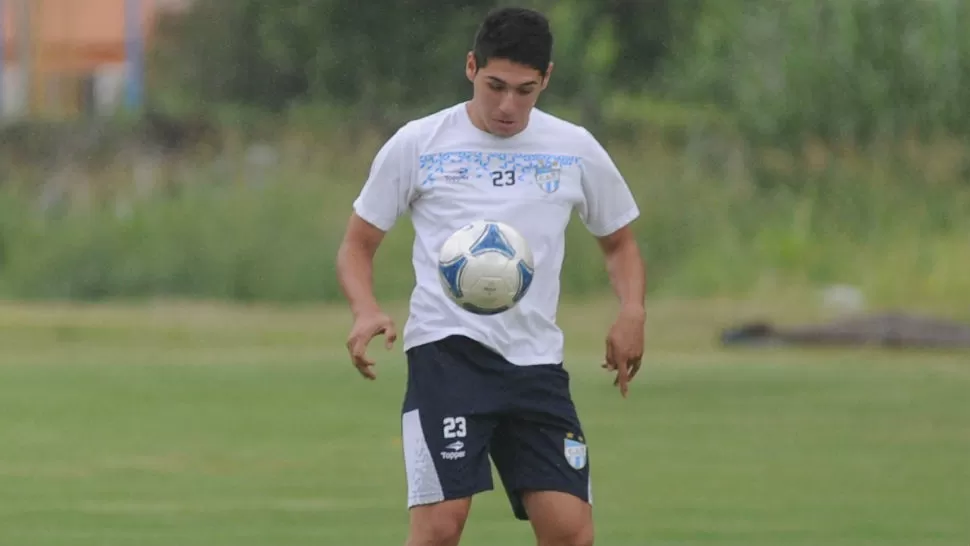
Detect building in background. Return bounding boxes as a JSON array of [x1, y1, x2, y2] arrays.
[[0, 0, 189, 121]]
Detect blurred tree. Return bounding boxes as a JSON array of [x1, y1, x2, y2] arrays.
[[149, 0, 705, 128]]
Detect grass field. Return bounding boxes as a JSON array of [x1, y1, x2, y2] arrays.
[[0, 298, 967, 546]]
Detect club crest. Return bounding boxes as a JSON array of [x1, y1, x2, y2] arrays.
[[534, 161, 561, 194], [564, 434, 587, 470]]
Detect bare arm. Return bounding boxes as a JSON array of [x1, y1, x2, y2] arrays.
[[336, 213, 387, 317], [597, 225, 646, 315], [336, 213, 397, 379], [596, 225, 646, 397]]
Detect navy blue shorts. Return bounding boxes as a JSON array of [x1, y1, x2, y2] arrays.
[[400, 335, 591, 521]]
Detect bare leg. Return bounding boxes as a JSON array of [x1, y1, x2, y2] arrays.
[[521, 491, 594, 546], [405, 497, 473, 546]]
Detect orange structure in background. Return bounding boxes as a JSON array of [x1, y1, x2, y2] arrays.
[[3, 0, 150, 68], [0, 0, 188, 117]]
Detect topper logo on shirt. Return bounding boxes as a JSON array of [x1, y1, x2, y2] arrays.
[[444, 167, 470, 183]]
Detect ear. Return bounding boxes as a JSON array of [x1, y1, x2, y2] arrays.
[[541, 61, 554, 90], [465, 52, 477, 83]]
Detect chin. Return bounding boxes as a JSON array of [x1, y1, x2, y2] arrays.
[[490, 122, 520, 136]]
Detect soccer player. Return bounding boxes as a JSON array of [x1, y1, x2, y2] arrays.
[[336, 6, 645, 546]]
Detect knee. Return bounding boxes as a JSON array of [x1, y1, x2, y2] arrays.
[[408, 500, 470, 546], [573, 523, 594, 546], [571, 523, 595, 546], [538, 521, 594, 546], [423, 517, 465, 546]]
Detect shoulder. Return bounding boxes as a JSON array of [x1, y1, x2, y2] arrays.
[[529, 108, 587, 134], [528, 108, 605, 155], [528, 110, 627, 190], [392, 103, 467, 148]]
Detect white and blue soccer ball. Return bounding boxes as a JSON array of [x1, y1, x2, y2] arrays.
[[437, 220, 535, 315]]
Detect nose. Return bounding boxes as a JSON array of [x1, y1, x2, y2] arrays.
[[498, 91, 516, 114]]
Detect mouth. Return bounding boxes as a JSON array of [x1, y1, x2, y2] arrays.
[[494, 119, 516, 129]]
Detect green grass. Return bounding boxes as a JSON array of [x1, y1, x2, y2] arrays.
[[0, 299, 967, 545]]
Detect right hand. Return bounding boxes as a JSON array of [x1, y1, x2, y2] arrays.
[[346, 309, 398, 380]]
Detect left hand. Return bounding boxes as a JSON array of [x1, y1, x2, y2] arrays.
[[602, 305, 645, 398]]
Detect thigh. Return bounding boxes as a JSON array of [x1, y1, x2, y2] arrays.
[[402, 336, 505, 509], [490, 364, 592, 521], [520, 491, 594, 546]]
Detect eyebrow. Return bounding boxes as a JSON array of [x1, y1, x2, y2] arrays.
[[487, 76, 539, 88]]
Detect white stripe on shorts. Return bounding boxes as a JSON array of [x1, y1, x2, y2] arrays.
[[402, 409, 445, 507]]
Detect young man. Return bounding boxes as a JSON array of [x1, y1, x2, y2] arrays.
[[336, 7, 645, 546]]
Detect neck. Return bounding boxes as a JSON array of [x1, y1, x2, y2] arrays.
[[464, 101, 492, 134]]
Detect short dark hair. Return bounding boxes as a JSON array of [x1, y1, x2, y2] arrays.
[[472, 7, 553, 77]]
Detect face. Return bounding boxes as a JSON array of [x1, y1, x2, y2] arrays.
[[466, 53, 552, 137]]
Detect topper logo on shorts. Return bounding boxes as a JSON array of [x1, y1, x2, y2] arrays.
[[441, 440, 466, 460], [564, 433, 587, 470]]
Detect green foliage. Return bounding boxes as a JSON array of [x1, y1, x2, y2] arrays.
[[5, 0, 970, 306], [151, 0, 503, 123], [151, 0, 970, 144], [1, 132, 968, 309], [149, 0, 680, 129], [0, 182, 341, 302], [665, 0, 970, 144]]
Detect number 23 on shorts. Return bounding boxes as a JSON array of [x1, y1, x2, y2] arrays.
[[443, 416, 467, 438]]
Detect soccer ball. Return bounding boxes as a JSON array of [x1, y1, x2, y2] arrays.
[[437, 220, 535, 315]]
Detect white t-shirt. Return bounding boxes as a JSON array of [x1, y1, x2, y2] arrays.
[[352, 102, 639, 366]]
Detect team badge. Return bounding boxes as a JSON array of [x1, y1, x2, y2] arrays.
[[564, 433, 587, 470], [534, 161, 561, 194]]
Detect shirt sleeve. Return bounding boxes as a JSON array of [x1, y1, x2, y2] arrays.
[[352, 124, 416, 232], [576, 128, 640, 237]]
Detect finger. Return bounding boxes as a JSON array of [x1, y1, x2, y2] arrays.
[[351, 345, 377, 380], [611, 357, 624, 386], [352, 341, 375, 363], [628, 357, 643, 380], [383, 321, 398, 350], [352, 349, 376, 368], [355, 361, 377, 380], [350, 333, 373, 361], [616, 357, 630, 398], [347, 330, 372, 355], [350, 337, 377, 380], [604, 340, 617, 371], [352, 349, 376, 371]]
